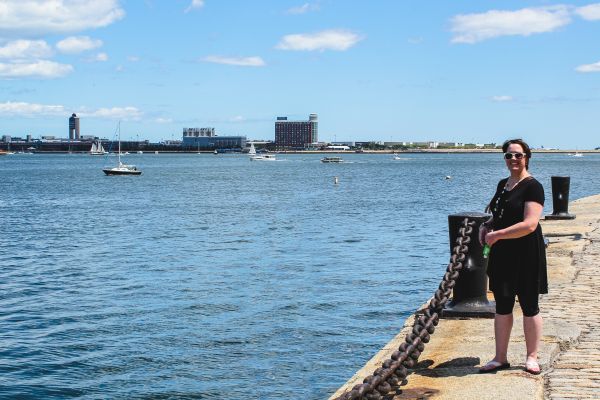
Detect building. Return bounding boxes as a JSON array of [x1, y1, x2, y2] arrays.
[[69, 113, 80, 140], [181, 127, 246, 150], [275, 114, 318, 149]]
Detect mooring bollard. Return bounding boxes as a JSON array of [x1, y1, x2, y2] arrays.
[[442, 212, 495, 318], [545, 176, 576, 220]]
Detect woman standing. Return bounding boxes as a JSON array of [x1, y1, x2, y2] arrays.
[[479, 138, 547, 375]]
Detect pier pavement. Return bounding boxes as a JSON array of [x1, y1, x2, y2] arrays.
[[329, 194, 600, 400]]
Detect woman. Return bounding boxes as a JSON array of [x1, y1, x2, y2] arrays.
[[478, 138, 547, 375]]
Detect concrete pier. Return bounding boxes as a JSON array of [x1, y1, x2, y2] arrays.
[[329, 194, 600, 400]]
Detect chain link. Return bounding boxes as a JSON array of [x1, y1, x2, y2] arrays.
[[335, 218, 475, 400]]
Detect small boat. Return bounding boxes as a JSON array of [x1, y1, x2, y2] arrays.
[[572, 152, 583, 157], [90, 141, 107, 155], [137, 151, 143, 154], [213, 149, 218, 155], [248, 143, 276, 161], [103, 122, 142, 176], [392, 154, 404, 160], [321, 156, 343, 163], [250, 154, 276, 161]]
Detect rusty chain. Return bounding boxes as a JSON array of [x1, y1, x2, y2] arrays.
[[335, 218, 475, 400]]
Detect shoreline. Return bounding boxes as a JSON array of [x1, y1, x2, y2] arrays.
[[4, 149, 600, 155]]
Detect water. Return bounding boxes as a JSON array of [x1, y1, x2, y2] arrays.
[[1, 153, 599, 399]]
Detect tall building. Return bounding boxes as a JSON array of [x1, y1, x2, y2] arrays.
[[68, 113, 80, 140], [275, 113, 318, 149]]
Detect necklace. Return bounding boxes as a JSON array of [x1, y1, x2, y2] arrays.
[[492, 176, 531, 220]]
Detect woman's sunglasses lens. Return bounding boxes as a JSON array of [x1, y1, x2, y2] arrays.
[[504, 153, 524, 160]]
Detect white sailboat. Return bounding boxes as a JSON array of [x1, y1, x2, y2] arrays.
[[249, 143, 276, 161], [90, 141, 107, 155], [103, 122, 142, 175]]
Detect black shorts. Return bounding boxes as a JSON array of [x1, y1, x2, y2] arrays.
[[494, 292, 540, 317]]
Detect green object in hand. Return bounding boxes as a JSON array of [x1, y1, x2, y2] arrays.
[[483, 244, 491, 258]]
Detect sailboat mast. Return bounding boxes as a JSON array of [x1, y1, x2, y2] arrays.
[[117, 122, 121, 164]]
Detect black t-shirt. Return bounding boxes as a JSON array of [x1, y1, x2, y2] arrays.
[[487, 177, 548, 296]]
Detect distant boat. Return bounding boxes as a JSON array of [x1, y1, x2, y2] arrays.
[[103, 122, 142, 176], [213, 149, 218, 155], [568, 151, 584, 157], [392, 154, 405, 160], [249, 144, 277, 161], [321, 157, 343, 163], [90, 141, 107, 155], [137, 151, 143, 154]]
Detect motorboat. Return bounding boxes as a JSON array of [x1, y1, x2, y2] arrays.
[[103, 122, 142, 176], [321, 157, 343, 163], [250, 154, 277, 161]]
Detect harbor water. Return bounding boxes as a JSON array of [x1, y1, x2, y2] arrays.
[[1, 153, 599, 399]]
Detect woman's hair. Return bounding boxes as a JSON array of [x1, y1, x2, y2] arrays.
[[502, 138, 531, 169]]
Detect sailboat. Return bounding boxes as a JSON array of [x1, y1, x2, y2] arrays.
[[90, 140, 107, 155], [102, 122, 142, 175], [249, 142, 276, 161]]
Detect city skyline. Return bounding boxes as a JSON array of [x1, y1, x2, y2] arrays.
[[1, 1, 600, 148]]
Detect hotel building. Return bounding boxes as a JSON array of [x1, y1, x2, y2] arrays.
[[275, 114, 318, 149]]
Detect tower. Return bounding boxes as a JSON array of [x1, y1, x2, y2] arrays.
[[69, 113, 80, 140]]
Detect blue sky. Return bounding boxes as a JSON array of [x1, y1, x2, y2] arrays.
[[1, 0, 600, 148]]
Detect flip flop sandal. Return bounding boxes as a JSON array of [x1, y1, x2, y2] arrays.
[[525, 360, 541, 375], [479, 360, 511, 373]]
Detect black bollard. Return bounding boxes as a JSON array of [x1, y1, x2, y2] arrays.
[[545, 176, 576, 220], [442, 212, 495, 318]]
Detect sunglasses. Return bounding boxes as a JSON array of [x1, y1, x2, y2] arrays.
[[504, 152, 525, 160]]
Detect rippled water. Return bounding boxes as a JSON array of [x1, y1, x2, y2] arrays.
[[1, 152, 599, 399]]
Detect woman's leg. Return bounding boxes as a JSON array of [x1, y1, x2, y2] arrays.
[[523, 314, 542, 360], [520, 293, 542, 371], [494, 313, 513, 362], [492, 293, 515, 362]]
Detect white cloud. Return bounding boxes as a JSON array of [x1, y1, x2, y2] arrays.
[[127, 55, 140, 62], [0, 60, 73, 78], [450, 6, 571, 44], [0, 101, 143, 120], [0, 101, 65, 115], [202, 55, 266, 67], [79, 106, 143, 120], [230, 115, 245, 122], [286, 3, 320, 15], [575, 3, 600, 20], [91, 52, 109, 62], [575, 60, 600, 72], [0, 39, 53, 59], [155, 117, 172, 123], [185, 0, 204, 13], [491, 95, 514, 102], [0, 0, 125, 37], [56, 36, 103, 54], [276, 29, 363, 51]]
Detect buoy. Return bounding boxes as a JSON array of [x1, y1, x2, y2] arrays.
[[445, 176, 452, 180], [334, 176, 339, 184]]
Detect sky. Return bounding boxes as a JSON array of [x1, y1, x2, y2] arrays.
[[1, 0, 600, 149]]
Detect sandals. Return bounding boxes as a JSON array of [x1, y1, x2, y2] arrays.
[[478, 360, 511, 373], [525, 359, 541, 375]]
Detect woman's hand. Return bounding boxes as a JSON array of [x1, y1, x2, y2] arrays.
[[485, 231, 501, 246]]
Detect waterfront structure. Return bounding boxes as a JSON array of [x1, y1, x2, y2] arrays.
[[69, 113, 80, 140], [181, 127, 246, 150], [275, 114, 318, 149]]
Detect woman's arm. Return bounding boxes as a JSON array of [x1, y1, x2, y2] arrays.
[[485, 201, 543, 246]]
